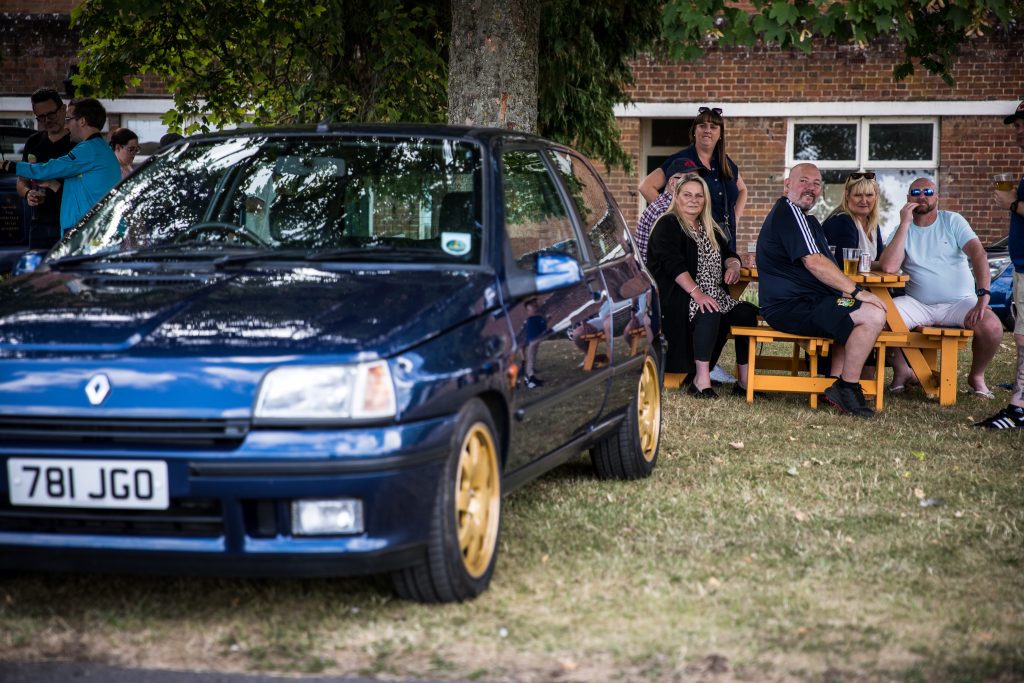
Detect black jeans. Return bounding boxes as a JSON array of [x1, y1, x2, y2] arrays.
[[692, 302, 759, 364]]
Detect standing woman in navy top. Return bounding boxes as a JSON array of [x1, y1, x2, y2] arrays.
[[822, 172, 884, 268], [638, 106, 747, 251]]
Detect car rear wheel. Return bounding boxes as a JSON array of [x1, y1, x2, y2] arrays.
[[392, 398, 501, 602], [590, 353, 661, 480]]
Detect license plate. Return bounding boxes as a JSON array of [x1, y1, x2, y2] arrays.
[[7, 458, 169, 510]]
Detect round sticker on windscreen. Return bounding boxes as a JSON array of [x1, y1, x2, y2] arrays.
[[441, 232, 472, 256]]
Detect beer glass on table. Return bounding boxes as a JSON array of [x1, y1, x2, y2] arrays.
[[842, 248, 861, 276]]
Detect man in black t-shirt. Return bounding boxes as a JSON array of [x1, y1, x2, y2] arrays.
[[18, 88, 74, 249], [756, 162, 887, 417]]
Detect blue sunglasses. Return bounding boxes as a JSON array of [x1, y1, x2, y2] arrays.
[[909, 188, 935, 197]]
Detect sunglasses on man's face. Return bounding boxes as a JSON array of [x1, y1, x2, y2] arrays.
[[909, 188, 935, 197], [698, 106, 723, 115], [848, 172, 875, 180]]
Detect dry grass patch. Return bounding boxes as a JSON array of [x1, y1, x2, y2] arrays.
[[1, 334, 1022, 682]]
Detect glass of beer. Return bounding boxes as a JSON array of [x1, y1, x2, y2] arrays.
[[842, 248, 861, 276], [993, 173, 1017, 192]]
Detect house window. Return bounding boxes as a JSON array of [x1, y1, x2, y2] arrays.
[[789, 118, 938, 237]]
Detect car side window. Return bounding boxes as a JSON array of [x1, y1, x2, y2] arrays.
[[547, 150, 628, 263], [501, 149, 580, 270]]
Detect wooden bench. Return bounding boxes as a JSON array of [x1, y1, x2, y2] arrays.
[[577, 331, 609, 371], [731, 325, 908, 410], [886, 326, 974, 406]]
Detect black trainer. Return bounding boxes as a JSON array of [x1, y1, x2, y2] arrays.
[[974, 405, 1024, 429], [823, 379, 874, 418]]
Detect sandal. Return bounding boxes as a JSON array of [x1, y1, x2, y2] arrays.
[[965, 387, 996, 400], [889, 377, 921, 394]]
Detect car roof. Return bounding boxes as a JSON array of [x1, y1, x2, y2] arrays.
[[0, 125, 34, 138], [180, 122, 561, 149]]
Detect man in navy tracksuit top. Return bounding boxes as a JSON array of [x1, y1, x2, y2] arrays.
[[976, 103, 1024, 429], [756, 162, 887, 418]]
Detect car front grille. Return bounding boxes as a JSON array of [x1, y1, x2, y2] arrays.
[[0, 416, 249, 447], [0, 498, 224, 537]]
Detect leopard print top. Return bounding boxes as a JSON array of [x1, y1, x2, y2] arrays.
[[688, 226, 738, 321]]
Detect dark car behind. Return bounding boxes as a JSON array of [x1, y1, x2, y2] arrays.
[[0, 125, 35, 275], [987, 235, 1016, 331]]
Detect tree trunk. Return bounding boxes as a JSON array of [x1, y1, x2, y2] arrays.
[[448, 0, 539, 133]]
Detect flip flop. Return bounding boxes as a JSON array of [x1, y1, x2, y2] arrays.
[[965, 387, 996, 400], [889, 378, 920, 394]]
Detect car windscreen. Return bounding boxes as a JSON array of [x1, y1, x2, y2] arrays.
[[49, 134, 484, 265]]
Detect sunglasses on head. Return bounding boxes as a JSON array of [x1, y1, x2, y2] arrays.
[[909, 188, 935, 197], [848, 172, 875, 180], [698, 106, 723, 116]]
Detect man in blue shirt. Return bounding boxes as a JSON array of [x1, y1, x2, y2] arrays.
[[977, 102, 1024, 429], [1, 98, 120, 236], [757, 162, 887, 417]]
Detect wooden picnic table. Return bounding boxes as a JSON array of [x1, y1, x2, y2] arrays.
[[731, 268, 971, 405]]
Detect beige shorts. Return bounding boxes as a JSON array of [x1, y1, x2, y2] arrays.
[[893, 294, 977, 330], [1014, 270, 1024, 336]]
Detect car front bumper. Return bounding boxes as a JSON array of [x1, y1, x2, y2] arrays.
[[0, 414, 457, 577]]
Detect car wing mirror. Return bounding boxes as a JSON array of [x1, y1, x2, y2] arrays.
[[534, 251, 583, 293], [13, 250, 45, 276]]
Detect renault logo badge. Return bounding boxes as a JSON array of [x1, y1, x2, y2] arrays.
[[85, 374, 111, 405]]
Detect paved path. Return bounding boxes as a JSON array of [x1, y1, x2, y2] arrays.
[[0, 661, 468, 683]]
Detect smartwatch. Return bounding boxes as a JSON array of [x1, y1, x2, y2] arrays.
[[976, 288, 990, 298], [847, 284, 863, 298]]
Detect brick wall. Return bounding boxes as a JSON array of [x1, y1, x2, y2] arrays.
[[1, 11, 168, 101], [608, 34, 1024, 247]]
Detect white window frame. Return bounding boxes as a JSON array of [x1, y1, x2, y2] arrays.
[[786, 116, 939, 172]]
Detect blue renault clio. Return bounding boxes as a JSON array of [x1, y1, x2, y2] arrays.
[[0, 125, 662, 602]]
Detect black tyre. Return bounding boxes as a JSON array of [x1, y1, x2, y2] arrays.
[[590, 353, 661, 480], [392, 399, 502, 602]]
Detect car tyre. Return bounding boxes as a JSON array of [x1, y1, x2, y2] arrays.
[[392, 398, 501, 602], [590, 353, 661, 480]]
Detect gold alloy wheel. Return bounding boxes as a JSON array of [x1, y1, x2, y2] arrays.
[[637, 356, 661, 462], [455, 422, 500, 578]]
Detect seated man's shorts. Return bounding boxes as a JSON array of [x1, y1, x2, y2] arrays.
[[764, 295, 861, 345], [893, 294, 977, 330]]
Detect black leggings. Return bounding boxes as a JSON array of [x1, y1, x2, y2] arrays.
[[692, 302, 759, 364]]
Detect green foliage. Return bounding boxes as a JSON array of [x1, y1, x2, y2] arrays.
[[660, 0, 1024, 85], [537, 0, 659, 172], [70, 0, 1021, 167], [71, 0, 449, 134]]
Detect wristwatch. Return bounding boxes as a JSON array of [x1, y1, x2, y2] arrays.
[[1011, 200, 1020, 215], [847, 284, 863, 298], [976, 288, 990, 297]]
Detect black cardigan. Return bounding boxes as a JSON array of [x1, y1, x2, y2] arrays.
[[644, 212, 740, 374]]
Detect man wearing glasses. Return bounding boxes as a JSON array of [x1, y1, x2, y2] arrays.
[[16, 88, 74, 248], [0, 97, 120, 238], [879, 178, 1003, 399]]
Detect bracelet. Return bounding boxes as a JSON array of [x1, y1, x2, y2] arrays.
[[686, 284, 699, 295]]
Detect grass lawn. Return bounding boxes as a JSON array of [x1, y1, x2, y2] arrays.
[[1, 333, 1021, 682]]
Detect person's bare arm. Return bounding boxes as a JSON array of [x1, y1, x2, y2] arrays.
[[638, 168, 666, 204], [878, 202, 916, 273], [802, 252, 886, 312], [963, 238, 992, 327], [733, 172, 747, 225]]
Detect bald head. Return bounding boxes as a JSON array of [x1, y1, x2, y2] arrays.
[[784, 163, 822, 212]]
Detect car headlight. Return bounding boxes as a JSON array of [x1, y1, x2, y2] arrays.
[[989, 256, 1011, 281], [254, 361, 396, 420]]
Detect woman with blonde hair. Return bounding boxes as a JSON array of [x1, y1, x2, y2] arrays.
[[823, 171, 883, 267], [646, 173, 758, 398]]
